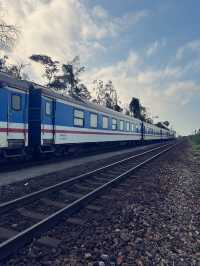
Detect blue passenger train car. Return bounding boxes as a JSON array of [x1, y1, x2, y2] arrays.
[[0, 71, 175, 158], [28, 86, 143, 154]]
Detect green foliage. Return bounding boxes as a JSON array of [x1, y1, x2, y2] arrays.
[[0, 19, 19, 49], [29, 55, 91, 100], [129, 97, 140, 118], [189, 134, 200, 153], [54, 56, 91, 100], [30, 54, 59, 85], [156, 122, 168, 130], [190, 134, 200, 145], [93, 80, 122, 112], [163, 121, 170, 127], [0, 55, 28, 79], [129, 97, 152, 122]]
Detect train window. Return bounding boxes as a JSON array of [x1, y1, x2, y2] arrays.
[[135, 124, 138, 132], [119, 120, 124, 131], [130, 123, 134, 132], [90, 113, 98, 128], [74, 109, 84, 127], [126, 122, 130, 131], [102, 116, 109, 129], [45, 102, 52, 116], [11, 94, 21, 111], [112, 118, 117, 130]]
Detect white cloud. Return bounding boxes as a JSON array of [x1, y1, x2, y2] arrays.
[[0, 0, 148, 83], [82, 50, 200, 123], [146, 41, 159, 57], [176, 39, 200, 60], [146, 39, 166, 57], [165, 81, 200, 105]]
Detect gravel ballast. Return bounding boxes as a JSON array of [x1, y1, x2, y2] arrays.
[[3, 141, 200, 265]]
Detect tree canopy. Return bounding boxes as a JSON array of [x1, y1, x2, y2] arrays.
[[93, 80, 122, 112], [163, 121, 170, 127], [30, 54, 59, 86], [129, 97, 152, 123], [30, 55, 91, 100], [0, 55, 28, 79], [0, 6, 19, 49]]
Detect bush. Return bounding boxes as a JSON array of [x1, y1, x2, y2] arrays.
[[190, 135, 200, 152]]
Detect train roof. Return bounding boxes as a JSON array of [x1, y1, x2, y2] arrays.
[[39, 87, 143, 123], [0, 71, 30, 92]]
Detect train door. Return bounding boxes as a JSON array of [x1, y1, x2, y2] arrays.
[[141, 122, 145, 141], [41, 97, 55, 145], [7, 90, 28, 148], [160, 129, 162, 141], [0, 86, 9, 149]]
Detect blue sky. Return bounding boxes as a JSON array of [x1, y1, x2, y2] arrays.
[[85, 0, 200, 135], [2, 0, 200, 135], [89, 0, 200, 65]]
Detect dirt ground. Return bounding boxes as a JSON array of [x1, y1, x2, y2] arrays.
[[4, 140, 200, 266]]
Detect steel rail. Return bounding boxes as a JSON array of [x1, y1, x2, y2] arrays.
[[0, 143, 171, 215], [0, 142, 178, 261]]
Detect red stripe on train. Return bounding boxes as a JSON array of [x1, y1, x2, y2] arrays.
[[0, 128, 27, 133]]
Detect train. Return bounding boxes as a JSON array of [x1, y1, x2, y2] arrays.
[[0, 71, 175, 159]]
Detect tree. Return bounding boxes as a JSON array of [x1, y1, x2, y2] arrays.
[[0, 54, 28, 79], [30, 54, 59, 86], [129, 97, 149, 121], [62, 56, 90, 99], [52, 57, 91, 100], [0, 6, 19, 49], [0, 55, 8, 71], [140, 105, 148, 122], [30, 54, 91, 100], [93, 80, 122, 111], [156, 122, 170, 130], [129, 97, 141, 118], [163, 121, 170, 127], [73, 83, 91, 100], [145, 117, 153, 124], [124, 108, 130, 116]]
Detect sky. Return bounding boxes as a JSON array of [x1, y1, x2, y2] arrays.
[[1, 0, 200, 135]]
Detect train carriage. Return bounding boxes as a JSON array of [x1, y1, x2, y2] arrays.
[[143, 122, 162, 141], [29, 86, 143, 153], [143, 122, 175, 141]]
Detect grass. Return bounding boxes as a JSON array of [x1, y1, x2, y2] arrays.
[[189, 134, 200, 154]]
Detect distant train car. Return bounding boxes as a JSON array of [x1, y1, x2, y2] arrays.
[[143, 122, 162, 141], [143, 122, 175, 142], [0, 71, 175, 159]]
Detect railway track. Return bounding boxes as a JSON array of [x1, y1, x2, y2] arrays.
[[0, 143, 149, 174], [0, 141, 178, 261]]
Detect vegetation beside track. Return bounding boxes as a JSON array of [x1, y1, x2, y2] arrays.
[[189, 134, 200, 154]]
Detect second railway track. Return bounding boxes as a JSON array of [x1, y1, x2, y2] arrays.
[[0, 141, 178, 261]]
